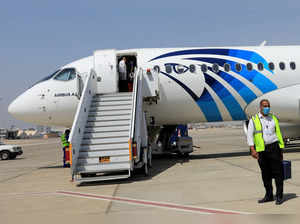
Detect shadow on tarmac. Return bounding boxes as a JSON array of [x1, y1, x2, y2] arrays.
[[47, 147, 300, 186], [38, 165, 65, 169], [189, 147, 300, 160], [78, 154, 188, 187], [282, 193, 298, 203]]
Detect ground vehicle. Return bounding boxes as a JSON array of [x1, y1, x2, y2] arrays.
[[0, 142, 23, 160]]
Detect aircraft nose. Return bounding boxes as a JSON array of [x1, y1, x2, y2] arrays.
[[8, 88, 40, 122], [8, 94, 27, 118], [8, 99, 18, 116]]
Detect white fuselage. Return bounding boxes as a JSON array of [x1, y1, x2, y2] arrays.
[[8, 46, 300, 130]]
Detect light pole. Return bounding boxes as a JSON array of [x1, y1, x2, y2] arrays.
[[0, 97, 3, 140]]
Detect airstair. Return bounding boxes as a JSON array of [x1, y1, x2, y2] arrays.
[[69, 68, 159, 183]]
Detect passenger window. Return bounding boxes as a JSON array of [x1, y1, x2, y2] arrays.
[[189, 64, 196, 73], [290, 62, 296, 70], [257, 63, 264, 71], [279, 62, 285, 70], [201, 64, 208, 73], [54, 68, 76, 81], [176, 64, 185, 74], [154, 65, 160, 73], [165, 65, 172, 73], [224, 63, 230, 72], [268, 62, 275, 71], [246, 63, 253, 71], [235, 63, 242, 72], [212, 63, 219, 73]]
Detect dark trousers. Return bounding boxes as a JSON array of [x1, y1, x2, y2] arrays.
[[258, 142, 284, 198], [119, 80, 128, 92], [63, 147, 66, 167]]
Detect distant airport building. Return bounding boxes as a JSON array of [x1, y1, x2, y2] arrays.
[[0, 128, 6, 140]]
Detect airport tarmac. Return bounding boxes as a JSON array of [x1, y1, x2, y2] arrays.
[[1, 127, 300, 223]]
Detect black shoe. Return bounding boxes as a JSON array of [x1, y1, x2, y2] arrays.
[[275, 196, 284, 205], [258, 196, 274, 203]]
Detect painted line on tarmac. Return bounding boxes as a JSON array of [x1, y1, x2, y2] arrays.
[[0, 192, 56, 197], [56, 190, 251, 215]]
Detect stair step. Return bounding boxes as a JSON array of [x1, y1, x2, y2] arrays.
[[92, 96, 132, 102], [91, 101, 132, 107], [89, 105, 132, 111], [85, 126, 130, 133], [86, 120, 130, 127], [82, 137, 129, 145], [87, 114, 131, 122], [76, 173, 130, 183], [76, 163, 131, 173], [80, 143, 129, 151], [89, 110, 131, 117], [96, 93, 132, 98], [83, 131, 129, 139], [77, 156, 130, 165], [79, 150, 130, 158]]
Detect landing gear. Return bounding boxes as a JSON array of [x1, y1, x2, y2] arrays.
[[144, 162, 150, 176], [148, 146, 152, 168], [143, 147, 152, 176]]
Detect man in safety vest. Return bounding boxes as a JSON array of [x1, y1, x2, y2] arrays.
[[247, 99, 285, 205], [61, 129, 70, 167]]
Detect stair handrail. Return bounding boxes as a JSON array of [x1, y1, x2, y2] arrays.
[[130, 68, 139, 141], [69, 69, 97, 177], [130, 68, 144, 162]]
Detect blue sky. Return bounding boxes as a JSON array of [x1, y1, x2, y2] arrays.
[[1, 0, 300, 128]]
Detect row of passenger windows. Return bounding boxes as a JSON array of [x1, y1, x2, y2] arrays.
[[161, 61, 297, 74]]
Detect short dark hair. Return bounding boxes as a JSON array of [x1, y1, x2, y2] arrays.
[[260, 99, 270, 107]]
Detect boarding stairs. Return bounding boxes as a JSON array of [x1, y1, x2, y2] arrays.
[[69, 68, 159, 183]]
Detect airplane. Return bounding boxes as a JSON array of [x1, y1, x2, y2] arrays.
[[8, 45, 300, 151]]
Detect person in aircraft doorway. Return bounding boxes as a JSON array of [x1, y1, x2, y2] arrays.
[[118, 57, 128, 92], [247, 99, 285, 205], [127, 60, 135, 92]]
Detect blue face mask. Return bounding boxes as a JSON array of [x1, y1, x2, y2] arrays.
[[263, 107, 270, 115]]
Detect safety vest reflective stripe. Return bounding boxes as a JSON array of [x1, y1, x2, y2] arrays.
[[252, 113, 284, 152], [254, 130, 263, 134]]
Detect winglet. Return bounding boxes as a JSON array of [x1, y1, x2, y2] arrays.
[[260, 40, 267, 46]]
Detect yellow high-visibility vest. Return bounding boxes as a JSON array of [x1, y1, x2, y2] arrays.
[[61, 134, 69, 147], [252, 113, 284, 152]]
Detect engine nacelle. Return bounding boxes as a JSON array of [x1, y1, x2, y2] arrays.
[[245, 84, 300, 123]]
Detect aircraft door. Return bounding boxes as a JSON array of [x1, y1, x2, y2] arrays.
[[76, 74, 84, 99], [94, 49, 118, 93]]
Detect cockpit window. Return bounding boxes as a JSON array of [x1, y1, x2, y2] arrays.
[[32, 69, 61, 87], [54, 68, 76, 81]]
